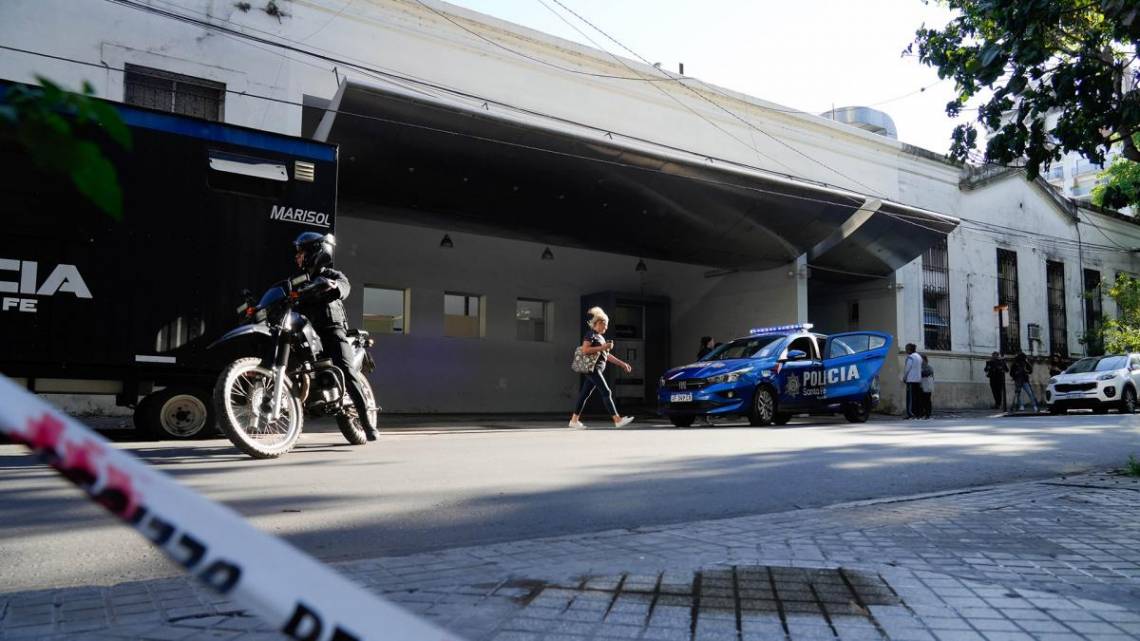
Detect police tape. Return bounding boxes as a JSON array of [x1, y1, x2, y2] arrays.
[[0, 375, 461, 641]]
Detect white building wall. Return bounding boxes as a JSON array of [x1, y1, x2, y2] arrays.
[[337, 217, 802, 412], [6, 0, 1140, 413]]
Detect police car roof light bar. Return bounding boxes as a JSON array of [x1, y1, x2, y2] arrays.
[[749, 323, 814, 335]]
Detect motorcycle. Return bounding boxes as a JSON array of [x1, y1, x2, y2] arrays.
[[209, 273, 378, 459]]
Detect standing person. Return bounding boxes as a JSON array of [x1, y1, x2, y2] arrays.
[[1010, 351, 1039, 413], [697, 336, 716, 361], [919, 354, 935, 419], [983, 352, 1008, 409], [569, 307, 635, 429], [901, 343, 923, 418]]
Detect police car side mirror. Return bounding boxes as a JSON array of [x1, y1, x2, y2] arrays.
[[782, 349, 808, 362]]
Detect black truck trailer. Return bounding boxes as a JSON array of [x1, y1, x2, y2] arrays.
[[1, 86, 338, 438]]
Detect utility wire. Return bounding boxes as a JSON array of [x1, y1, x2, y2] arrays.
[[544, 0, 886, 196], [529, 0, 794, 173], [7, 42, 1136, 258]]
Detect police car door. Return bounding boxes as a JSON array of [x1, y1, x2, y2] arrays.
[[777, 334, 824, 410], [822, 332, 892, 403]]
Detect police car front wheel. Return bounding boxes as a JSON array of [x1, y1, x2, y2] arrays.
[[749, 387, 775, 426]]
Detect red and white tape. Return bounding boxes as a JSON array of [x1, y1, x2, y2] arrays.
[[0, 375, 462, 641]]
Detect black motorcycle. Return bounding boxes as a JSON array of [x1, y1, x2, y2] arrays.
[[209, 273, 378, 459]]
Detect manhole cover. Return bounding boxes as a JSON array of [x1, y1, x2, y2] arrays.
[[507, 565, 902, 640]]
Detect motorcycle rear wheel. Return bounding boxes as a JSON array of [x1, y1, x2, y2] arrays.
[[214, 357, 304, 459], [336, 378, 378, 445]]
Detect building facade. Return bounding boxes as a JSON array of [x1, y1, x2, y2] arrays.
[[3, 0, 1139, 414]]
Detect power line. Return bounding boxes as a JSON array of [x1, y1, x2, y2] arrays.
[[544, 0, 886, 196], [524, 0, 793, 172], [8, 42, 1137, 259]]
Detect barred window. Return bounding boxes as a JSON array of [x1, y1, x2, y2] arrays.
[[996, 249, 1020, 353], [124, 64, 224, 121], [1046, 261, 1067, 357], [922, 238, 950, 350], [1084, 269, 1104, 355]]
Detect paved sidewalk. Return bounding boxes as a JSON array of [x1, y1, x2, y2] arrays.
[[3, 471, 1140, 641]]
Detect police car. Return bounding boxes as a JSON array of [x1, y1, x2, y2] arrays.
[[657, 324, 892, 427]]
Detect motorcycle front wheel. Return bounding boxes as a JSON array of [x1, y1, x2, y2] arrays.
[[336, 377, 378, 445], [213, 357, 304, 459]]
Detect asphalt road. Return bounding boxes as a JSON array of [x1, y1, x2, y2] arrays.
[[2, 411, 1139, 592]]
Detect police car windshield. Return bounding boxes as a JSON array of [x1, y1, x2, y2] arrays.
[[1066, 356, 1127, 374], [703, 335, 784, 361]]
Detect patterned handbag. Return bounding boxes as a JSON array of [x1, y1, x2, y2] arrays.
[[571, 346, 599, 373]]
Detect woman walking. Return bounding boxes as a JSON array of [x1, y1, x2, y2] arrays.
[[569, 307, 636, 429]]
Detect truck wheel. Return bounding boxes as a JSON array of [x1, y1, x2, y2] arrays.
[[670, 415, 695, 428], [749, 386, 775, 426], [336, 378, 378, 445], [140, 387, 215, 440], [133, 393, 160, 437]]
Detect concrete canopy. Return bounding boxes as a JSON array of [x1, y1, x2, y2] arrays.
[[316, 79, 958, 277]]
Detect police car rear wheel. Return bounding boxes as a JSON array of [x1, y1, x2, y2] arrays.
[[844, 396, 871, 423], [670, 416, 695, 428], [749, 387, 775, 426]]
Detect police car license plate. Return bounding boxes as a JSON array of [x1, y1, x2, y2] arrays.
[[670, 393, 693, 403]]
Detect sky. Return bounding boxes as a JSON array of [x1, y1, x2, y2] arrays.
[[444, 0, 972, 154]]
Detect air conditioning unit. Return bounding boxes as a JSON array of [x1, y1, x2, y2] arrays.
[[1027, 323, 1042, 343]]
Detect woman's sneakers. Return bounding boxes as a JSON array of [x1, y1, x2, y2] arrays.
[[614, 416, 635, 428], [568, 419, 587, 428]]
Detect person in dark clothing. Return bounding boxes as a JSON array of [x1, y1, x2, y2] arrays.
[[568, 306, 635, 429], [983, 352, 1008, 409], [697, 336, 715, 361], [1009, 351, 1038, 413], [292, 232, 378, 440]]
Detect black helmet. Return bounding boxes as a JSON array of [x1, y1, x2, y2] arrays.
[[294, 232, 336, 273]]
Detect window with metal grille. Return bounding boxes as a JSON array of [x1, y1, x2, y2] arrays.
[[124, 64, 224, 121], [1046, 261, 1068, 357], [1084, 268, 1104, 355], [922, 238, 951, 350], [996, 249, 1020, 353]]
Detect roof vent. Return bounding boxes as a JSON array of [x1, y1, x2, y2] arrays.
[[820, 106, 898, 139]]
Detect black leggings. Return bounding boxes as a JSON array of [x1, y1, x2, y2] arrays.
[[574, 371, 618, 417]]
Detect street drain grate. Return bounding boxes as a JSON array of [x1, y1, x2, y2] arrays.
[[511, 565, 902, 640]]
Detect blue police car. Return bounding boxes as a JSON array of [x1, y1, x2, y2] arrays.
[[657, 324, 892, 427]]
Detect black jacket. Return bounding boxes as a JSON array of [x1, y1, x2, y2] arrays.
[[984, 358, 1008, 380], [295, 267, 350, 331]]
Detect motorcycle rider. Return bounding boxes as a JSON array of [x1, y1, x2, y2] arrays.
[[292, 232, 379, 441]]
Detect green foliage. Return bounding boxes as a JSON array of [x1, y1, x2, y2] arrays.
[[1092, 155, 1140, 210], [0, 77, 131, 219], [1127, 454, 1140, 477], [1100, 274, 1140, 353], [909, 0, 1140, 179]]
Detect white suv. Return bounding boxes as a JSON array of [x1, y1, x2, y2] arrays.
[[1045, 353, 1140, 414]]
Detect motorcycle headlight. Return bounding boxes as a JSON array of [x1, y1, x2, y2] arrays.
[[1098, 373, 1118, 381]]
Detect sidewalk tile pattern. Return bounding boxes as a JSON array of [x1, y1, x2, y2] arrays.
[[2, 474, 1139, 640]]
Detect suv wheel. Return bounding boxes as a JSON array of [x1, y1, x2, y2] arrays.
[[1120, 386, 1137, 414]]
